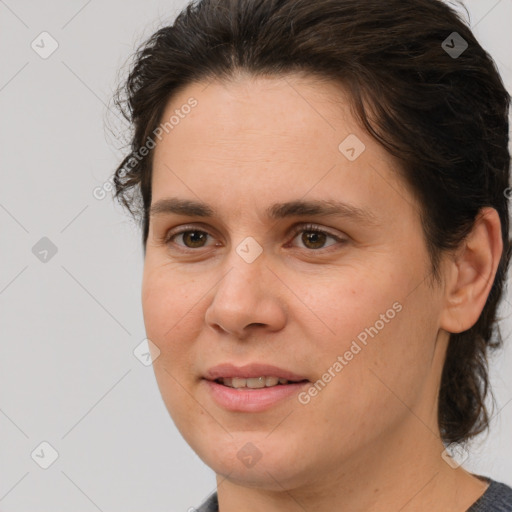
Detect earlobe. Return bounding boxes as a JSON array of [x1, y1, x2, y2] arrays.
[[439, 207, 503, 334]]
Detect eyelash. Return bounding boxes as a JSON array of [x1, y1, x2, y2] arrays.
[[162, 223, 346, 253]]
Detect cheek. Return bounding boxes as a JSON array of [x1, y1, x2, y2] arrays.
[[141, 267, 202, 421], [141, 263, 201, 342], [315, 291, 437, 436], [303, 268, 436, 418], [141, 265, 207, 413]]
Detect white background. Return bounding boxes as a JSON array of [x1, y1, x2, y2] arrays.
[[0, 1, 511, 510]]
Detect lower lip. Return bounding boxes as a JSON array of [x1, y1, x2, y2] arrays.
[[203, 379, 309, 412]]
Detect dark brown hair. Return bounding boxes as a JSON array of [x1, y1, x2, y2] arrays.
[[112, 0, 511, 445]]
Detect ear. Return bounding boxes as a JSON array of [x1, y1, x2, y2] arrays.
[[439, 207, 503, 334]]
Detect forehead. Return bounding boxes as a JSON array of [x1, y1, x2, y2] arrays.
[[150, 74, 418, 225], [158, 74, 356, 151]]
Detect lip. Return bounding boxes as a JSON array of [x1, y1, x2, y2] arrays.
[[203, 363, 308, 381], [203, 380, 309, 412], [202, 363, 310, 413]]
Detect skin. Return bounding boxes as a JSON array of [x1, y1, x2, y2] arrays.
[[142, 73, 502, 511]]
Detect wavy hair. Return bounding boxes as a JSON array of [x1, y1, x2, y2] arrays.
[[112, 0, 511, 444]]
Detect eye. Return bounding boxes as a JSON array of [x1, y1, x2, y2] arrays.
[[163, 223, 346, 252], [287, 223, 346, 251], [164, 226, 216, 251]]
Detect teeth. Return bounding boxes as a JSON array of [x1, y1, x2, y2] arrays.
[[247, 377, 266, 388], [232, 377, 248, 389], [219, 376, 291, 389], [265, 376, 279, 386]]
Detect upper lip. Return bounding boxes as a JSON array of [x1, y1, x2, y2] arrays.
[[204, 363, 309, 382]]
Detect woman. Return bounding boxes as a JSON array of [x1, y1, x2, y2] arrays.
[[113, 0, 512, 510]]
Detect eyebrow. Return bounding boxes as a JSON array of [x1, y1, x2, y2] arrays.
[[149, 197, 380, 226]]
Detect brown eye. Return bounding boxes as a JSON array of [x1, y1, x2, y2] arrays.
[[163, 223, 346, 253], [180, 230, 209, 248], [299, 231, 328, 250], [289, 224, 345, 251], [166, 229, 213, 250]]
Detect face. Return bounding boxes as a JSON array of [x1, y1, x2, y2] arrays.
[[142, 74, 448, 491]]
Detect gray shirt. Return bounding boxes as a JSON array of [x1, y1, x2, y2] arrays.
[[196, 477, 512, 511]]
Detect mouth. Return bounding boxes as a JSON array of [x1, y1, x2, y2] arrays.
[[203, 363, 310, 386], [214, 376, 309, 389], [202, 363, 310, 412]]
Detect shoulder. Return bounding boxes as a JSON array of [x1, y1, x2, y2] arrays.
[[192, 482, 512, 512], [195, 492, 218, 512], [468, 478, 512, 512]]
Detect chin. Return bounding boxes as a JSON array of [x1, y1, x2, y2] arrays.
[[185, 432, 316, 490]]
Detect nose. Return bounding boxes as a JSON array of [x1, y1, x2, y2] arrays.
[[204, 252, 288, 340]]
